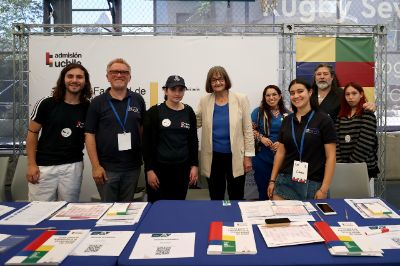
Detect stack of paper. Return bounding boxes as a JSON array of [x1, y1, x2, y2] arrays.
[[130, 233, 195, 259], [207, 221, 257, 255], [238, 201, 315, 224], [50, 203, 112, 220], [96, 202, 148, 226], [0, 201, 66, 225], [258, 221, 323, 247], [0, 205, 15, 217], [345, 199, 400, 219], [5, 229, 90, 265], [314, 221, 383, 256], [71, 231, 134, 256], [359, 225, 400, 249]]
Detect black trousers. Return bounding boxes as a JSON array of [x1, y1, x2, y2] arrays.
[[146, 161, 190, 203], [207, 152, 245, 200]]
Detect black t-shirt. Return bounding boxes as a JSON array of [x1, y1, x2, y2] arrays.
[[142, 102, 198, 172], [278, 110, 337, 182], [85, 89, 146, 171], [312, 87, 343, 121], [31, 97, 88, 166], [157, 103, 193, 163]]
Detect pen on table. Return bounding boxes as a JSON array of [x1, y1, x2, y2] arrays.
[[365, 226, 400, 235], [26, 227, 56, 231], [315, 210, 324, 221], [345, 208, 349, 220]]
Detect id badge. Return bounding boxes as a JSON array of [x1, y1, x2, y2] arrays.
[[292, 160, 308, 183], [117, 132, 132, 151]]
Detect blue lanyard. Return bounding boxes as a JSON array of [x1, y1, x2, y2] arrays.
[[291, 110, 315, 161], [108, 96, 131, 132]]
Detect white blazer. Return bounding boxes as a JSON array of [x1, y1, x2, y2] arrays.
[[196, 91, 255, 178]]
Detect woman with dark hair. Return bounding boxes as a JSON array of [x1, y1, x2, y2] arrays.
[[267, 79, 337, 200], [143, 75, 198, 202], [336, 82, 379, 179], [197, 66, 254, 200], [251, 85, 288, 200]]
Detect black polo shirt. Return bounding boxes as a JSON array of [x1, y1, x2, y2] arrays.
[[85, 88, 146, 171], [278, 110, 337, 182]]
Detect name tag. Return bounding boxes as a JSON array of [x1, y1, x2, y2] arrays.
[[117, 132, 132, 151], [292, 160, 308, 183]]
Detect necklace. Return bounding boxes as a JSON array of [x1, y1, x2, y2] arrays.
[[318, 94, 325, 104], [271, 109, 280, 118]]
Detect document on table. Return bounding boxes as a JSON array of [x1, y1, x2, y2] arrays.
[[129, 232, 195, 259], [0, 234, 28, 253], [50, 202, 112, 220], [0, 205, 15, 217], [345, 198, 400, 219], [5, 229, 90, 265], [358, 225, 400, 249], [71, 231, 134, 256], [330, 225, 384, 256], [96, 202, 148, 227], [239, 201, 315, 224], [238, 201, 274, 224], [258, 221, 324, 247], [0, 201, 67, 225]]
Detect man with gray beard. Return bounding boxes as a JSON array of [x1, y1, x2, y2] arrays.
[[311, 63, 375, 121], [311, 63, 343, 121]]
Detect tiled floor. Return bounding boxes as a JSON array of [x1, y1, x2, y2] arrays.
[[186, 188, 210, 200]]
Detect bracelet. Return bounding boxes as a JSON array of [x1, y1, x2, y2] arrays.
[[28, 128, 39, 134], [269, 180, 276, 183], [319, 189, 328, 194]]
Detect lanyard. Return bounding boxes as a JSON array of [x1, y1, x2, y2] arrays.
[[291, 110, 315, 161], [108, 96, 131, 132]]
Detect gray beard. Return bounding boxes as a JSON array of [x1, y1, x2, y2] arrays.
[[317, 81, 329, 90]]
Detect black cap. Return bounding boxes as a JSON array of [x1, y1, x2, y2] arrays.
[[162, 75, 187, 89]]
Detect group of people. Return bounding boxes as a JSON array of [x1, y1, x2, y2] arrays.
[[257, 64, 378, 200], [25, 60, 379, 203]]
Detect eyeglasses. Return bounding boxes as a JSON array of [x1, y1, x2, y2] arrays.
[[265, 93, 279, 98], [211, 78, 225, 84], [108, 70, 130, 76]]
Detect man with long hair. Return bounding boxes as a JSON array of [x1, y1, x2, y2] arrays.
[[85, 58, 146, 202], [311, 63, 343, 120], [311, 63, 375, 121], [26, 63, 92, 201]]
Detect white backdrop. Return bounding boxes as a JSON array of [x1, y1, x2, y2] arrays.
[[28, 35, 279, 201], [29, 35, 279, 112]]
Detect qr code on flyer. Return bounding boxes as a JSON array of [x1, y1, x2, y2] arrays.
[[155, 246, 171, 255], [84, 244, 103, 253]]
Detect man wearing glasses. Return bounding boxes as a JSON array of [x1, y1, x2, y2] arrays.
[[85, 58, 146, 202]]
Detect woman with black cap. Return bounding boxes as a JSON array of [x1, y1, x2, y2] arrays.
[[143, 75, 199, 202]]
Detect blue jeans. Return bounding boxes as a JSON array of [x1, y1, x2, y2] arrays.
[[97, 168, 141, 202], [274, 173, 322, 200]]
